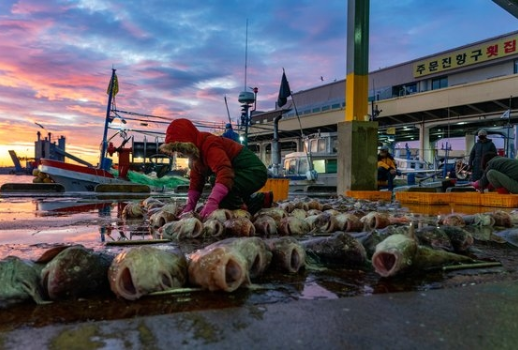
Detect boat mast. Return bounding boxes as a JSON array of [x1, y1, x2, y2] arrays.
[[238, 19, 255, 147], [99, 68, 117, 169], [224, 96, 232, 124]]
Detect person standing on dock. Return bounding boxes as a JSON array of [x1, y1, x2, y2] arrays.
[[159, 118, 273, 218], [468, 129, 497, 181]]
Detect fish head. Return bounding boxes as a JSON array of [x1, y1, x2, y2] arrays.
[[0, 256, 47, 307], [188, 245, 250, 292], [372, 234, 418, 277], [109, 246, 187, 300]]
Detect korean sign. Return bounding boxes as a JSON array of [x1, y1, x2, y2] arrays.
[[413, 34, 518, 77]]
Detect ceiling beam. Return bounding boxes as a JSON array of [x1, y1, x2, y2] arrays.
[[492, 0, 518, 19]]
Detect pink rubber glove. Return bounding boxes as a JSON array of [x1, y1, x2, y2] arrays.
[[182, 190, 201, 213], [200, 183, 229, 219]]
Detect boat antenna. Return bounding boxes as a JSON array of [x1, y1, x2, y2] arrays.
[[238, 19, 255, 147], [224, 95, 232, 124], [244, 18, 249, 90]]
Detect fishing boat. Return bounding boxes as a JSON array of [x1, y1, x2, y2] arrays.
[[37, 69, 189, 193], [38, 159, 128, 192]]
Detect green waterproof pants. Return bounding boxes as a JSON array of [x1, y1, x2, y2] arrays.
[[486, 169, 518, 193], [218, 147, 267, 211]]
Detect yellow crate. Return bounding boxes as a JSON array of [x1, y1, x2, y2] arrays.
[[259, 178, 289, 201], [449, 192, 481, 206], [480, 193, 518, 208], [404, 203, 487, 215], [346, 190, 392, 201], [395, 192, 450, 205]]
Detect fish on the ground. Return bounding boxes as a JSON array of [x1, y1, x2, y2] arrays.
[[40, 245, 113, 300], [210, 237, 272, 278], [306, 198, 325, 211], [223, 217, 256, 237], [232, 209, 252, 220], [265, 236, 306, 273], [305, 213, 340, 234], [363, 212, 411, 230], [0, 256, 48, 308], [371, 225, 476, 278], [361, 212, 391, 230], [306, 209, 323, 217], [254, 207, 288, 226], [253, 214, 278, 237], [414, 226, 454, 252], [148, 203, 181, 228], [205, 208, 234, 223], [159, 217, 204, 240], [289, 208, 307, 220], [277, 201, 295, 213], [108, 245, 187, 300], [491, 211, 513, 228], [188, 237, 272, 291], [349, 230, 386, 258], [441, 226, 474, 253], [187, 242, 250, 292], [439, 213, 466, 227], [122, 201, 145, 218], [324, 209, 341, 216], [202, 218, 225, 238], [491, 228, 518, 247], [278, 216, 312, 236], [454, 213, 495, 227], [335, 213, 364, 232], [141, 197, 164, 212], [463, 226, 495, 242], [301, 231, 367, 266]]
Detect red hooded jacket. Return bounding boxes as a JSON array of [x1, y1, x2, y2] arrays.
[[164, 118, 243, 191]]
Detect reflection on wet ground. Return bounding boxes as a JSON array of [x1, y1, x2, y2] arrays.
[[1, 195, 518, 332]]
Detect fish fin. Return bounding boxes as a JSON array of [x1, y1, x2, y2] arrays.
[[405, 222, 418, 241], [21, 282, 52, 305]]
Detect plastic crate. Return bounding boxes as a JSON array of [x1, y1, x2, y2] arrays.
[[259, 178, 289, 201], [404, 203, 487, 215], [480, 193, 518, 208], [395, 192, 450, 205], [346, 190, 392, 201], [449, 192, 481, 206]]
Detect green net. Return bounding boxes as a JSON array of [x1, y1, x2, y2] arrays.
[[110, 169, 189, 189]]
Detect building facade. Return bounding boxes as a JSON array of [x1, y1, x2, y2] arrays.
[[248, 30, 518, 166]]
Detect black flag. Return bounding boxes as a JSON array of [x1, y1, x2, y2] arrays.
[[277, 69, 291, 108]]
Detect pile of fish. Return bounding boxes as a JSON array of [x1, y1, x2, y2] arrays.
[[1, 195, 517, 308]]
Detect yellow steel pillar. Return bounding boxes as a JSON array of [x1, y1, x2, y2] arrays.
[[337, 0, 379, 194]]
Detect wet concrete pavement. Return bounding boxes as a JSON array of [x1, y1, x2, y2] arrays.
[[2, 279, 518, 349]]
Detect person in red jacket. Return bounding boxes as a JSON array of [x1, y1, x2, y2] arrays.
[[160, 118, 272, 218]]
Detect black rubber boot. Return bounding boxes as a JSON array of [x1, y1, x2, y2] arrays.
[[245, 191, 273, 215]]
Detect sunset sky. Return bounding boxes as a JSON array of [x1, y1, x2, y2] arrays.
[[0, 0, 516, 166]]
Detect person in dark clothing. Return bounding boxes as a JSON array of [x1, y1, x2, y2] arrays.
[[159, 118, 272, 218], [377, 145, 400, 191], [468, 129, 497, 181], [222, 123, 240, 142], [476, 152, 518, 194]]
